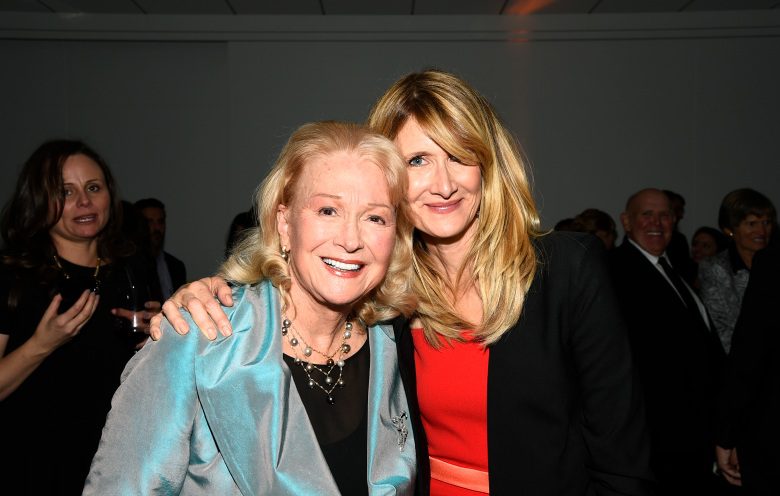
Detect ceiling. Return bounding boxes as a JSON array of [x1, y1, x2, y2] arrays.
[[0, 0, 777, 16]]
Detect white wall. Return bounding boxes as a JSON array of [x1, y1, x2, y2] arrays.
[[1, 12, 779, 278]]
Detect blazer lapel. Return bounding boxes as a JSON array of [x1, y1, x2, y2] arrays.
[[195, 282, 339, 495], [366, 322, 417, 495]]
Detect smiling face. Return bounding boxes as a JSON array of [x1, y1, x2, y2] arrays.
[[394, 118, 482, 246], [621, 189, 675, 256], [728, 213, 773, 258], [277, 150, 397, 312], [49, 153, 111, 250]]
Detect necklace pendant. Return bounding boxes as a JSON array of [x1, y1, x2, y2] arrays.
[[327, 396, 335, 405], [325, 376, 333, 385]]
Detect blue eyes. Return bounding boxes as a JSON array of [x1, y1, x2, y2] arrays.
[[408, 156, 425, 167], [407, 155, 462, 167]]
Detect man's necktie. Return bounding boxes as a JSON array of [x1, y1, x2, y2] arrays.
[[658, 256, 706, 327]]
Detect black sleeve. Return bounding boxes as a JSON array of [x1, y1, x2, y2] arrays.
[[715, 248, 779, 448], [569, 237, 656, 495]]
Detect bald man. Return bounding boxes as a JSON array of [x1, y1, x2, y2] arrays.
[[610, 188, 726, 495]]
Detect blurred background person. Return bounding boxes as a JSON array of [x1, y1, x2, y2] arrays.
[[0, 140, 159, 494], [135, 198, 187, 300], [611, 188, 725, 494], [690, 226, 730, 290], [571, 208, 618, 250], [553, 217, 577, 232], [699, 188, 775, 353], [691, 226, 730, 265], [224, 209, 256, 260]]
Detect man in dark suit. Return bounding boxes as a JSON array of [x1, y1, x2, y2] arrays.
[[135, 198, 187, 300], [610, 188, 726, 495], [716, 246, 780, 494]]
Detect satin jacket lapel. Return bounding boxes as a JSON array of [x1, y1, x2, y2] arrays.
[[195, 282, 339, 495], [366, 323, 417, 495]]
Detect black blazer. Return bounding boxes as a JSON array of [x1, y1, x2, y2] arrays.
[[396, 232, 655, 495], [610, 241, 725, 483], [716, 247, 780, 493]]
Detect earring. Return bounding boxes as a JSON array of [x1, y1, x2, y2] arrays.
[[281, 246, 289, 261]]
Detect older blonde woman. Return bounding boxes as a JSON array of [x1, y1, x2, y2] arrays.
[[157, 71, 653, 495], [84, 122, 417, 495]]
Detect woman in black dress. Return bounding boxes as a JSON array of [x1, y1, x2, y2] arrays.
[[0, 140, 158, 494]]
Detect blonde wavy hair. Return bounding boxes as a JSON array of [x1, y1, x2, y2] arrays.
[[368, 70, 541, 346], [220, 121, 416, 325]]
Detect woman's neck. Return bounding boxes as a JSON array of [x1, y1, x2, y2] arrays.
[[52, 237, 100, 267], [285, 286, 353, 351], [421, 226, 475, 287], [421, 227, 484, 324], [737, 246, 755, 270]]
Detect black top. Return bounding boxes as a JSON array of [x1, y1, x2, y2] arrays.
[[0, 255, 155, 495], [283, 340, 370, 496]]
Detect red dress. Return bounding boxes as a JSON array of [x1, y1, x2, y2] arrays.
[[411, 328, 490, 495]]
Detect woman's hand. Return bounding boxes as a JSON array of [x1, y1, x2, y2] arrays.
[[149, 277, 233, 341], [30, 290, 99, 355], [716, 446, 742, 486], [0, 291, 99, 400]]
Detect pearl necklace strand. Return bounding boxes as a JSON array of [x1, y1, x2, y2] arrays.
[[282, 317, 353, 405]]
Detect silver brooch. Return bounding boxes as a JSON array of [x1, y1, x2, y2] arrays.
[[391, 411, 408, 452]]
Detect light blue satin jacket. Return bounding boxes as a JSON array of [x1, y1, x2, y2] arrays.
[[83, 281, 416, 495]]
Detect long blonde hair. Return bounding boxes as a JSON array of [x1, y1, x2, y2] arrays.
[[368, 70, 540, 346], [221, 121, 416, 325]]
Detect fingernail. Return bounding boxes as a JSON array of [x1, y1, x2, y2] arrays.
[[221, 324, 232, 337], [207, 327, 217, 340]]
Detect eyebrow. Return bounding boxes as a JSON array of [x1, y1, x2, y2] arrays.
[[311, 194, 392, 210], [63, 178, 103, 185]]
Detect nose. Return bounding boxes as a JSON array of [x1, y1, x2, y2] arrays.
[[335, 217, 364, 253], [430, 160, 457, 199], [75, 190, 92, 207]]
